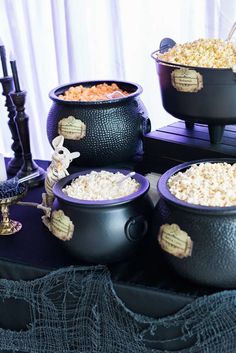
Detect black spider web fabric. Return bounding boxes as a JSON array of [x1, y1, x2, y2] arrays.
[[0, 265, 235, 353]]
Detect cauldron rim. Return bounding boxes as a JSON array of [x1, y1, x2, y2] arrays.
[[158, 158, 236, 215], [49, 80, 143, 105], [53, 169, 150, 207]]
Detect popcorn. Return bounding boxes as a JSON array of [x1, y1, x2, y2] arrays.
[[62, 170, 140, 201], [168, 162, 236, 207], [157, 38, 236, 69]]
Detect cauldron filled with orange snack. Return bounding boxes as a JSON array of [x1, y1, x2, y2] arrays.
[[47, 80, 151, 167]]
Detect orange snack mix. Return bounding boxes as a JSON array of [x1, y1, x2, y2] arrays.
[[58, 83, 130, 102]]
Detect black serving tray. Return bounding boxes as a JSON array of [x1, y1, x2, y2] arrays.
[[142, 120, 236, 174]]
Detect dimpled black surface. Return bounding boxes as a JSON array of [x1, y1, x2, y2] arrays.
[[47, 97, 149, 167], [155, 199, 236, 288]]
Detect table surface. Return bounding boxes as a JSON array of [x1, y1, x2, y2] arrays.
[[0, 160, 219, 295]]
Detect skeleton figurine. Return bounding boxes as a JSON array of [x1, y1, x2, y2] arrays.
[[41, 135, 80, 233]]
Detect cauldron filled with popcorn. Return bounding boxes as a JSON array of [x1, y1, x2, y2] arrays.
[[151, 37, 236, 144], [49, 168, 154, 264], [154, 158, 236, 288]]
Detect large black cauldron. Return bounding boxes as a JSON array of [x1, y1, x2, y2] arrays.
[[51, 169, 154, 264], [152, 38, 236, 144], [47, 80, 151, 167], [154, 158, 236, 288]]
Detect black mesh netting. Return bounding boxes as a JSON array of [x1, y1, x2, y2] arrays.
[[0, 265, 235, 353]]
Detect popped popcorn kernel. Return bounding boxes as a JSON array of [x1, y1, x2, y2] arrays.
[[63, 170, 140, 201], [168, 162, 236, 207], [157, 38, 236, 69]]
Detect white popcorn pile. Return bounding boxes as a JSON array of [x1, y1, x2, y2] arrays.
[[63, 170, 140, 201], [157, 38, 236, 68], [167, 162, 236, 207]]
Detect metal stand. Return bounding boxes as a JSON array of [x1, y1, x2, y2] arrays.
[[0, 191, 27, 236]]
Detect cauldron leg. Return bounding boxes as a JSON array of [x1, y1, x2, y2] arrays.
[[208, 125, 225, 144], [185, 121, 194, 129]]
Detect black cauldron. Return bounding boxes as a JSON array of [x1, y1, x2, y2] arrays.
[[151, 38, 236, 144], [154, 158, 236, 288], [51, 169, 154, 264], [47, 80, 151, 167]]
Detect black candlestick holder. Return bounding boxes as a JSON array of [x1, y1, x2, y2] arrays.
[[10, 90, 45, 187], [0, 76, 23, 174]]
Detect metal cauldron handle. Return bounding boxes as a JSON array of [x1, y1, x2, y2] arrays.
[[159, 37, 176, 53], [151, 37, 176, 61]]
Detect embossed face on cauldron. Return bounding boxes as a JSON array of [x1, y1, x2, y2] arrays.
[[167, 162, 236, 207]]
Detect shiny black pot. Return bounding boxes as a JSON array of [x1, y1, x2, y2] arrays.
[[154, 158, 236, 288], [51, 169, 154, 264], [47, 80, 151, 167], [151, 38, 236, 144]]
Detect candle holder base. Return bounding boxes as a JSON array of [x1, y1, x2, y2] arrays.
[[0, 189, 27, 236], [16, 163, 45, 188], [10, 90, 46, 187], [7, 156, 24, 175]]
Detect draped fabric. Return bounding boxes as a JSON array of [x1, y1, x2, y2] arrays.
[[0, 0, 235, 160], [0, 265, 236, 352]]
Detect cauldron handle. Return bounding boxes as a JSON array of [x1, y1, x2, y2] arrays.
[[151, 38, 176, 60], [139, 114, 151, 136], [159, 38, 176, 53], [125, 215, 148, 242]]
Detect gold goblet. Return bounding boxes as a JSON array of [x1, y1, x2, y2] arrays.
[[0, 189, 27, 236]]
